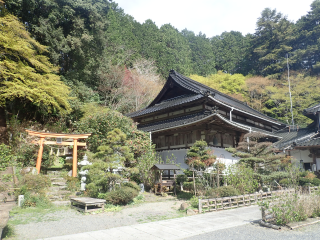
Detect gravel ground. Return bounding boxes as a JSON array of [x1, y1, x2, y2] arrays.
[[8, 194, 185, 240], [184, 222, 320, 240]]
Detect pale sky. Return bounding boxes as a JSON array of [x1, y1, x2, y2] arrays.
[[114, 0, 314, 37]]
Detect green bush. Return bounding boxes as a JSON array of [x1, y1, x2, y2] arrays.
[[279, 178, 290, 186], [85, 182, 99, 198], [299, 177, 312, 186], [65, 176, 80, 191], [22, 192, 52, 208], [189, 195, 199, 208], [182, 182, 204, 194], [19, 174, 51, 194], [104, 187, 139, 205], [122, 181, 140, 192], [313, 178, 320, 186], [0, 144, 15, 170], [205, 186, 239, 198], [176, 174, 188, 184]]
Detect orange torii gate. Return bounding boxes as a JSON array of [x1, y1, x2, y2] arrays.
[[26, 129, 91, 177]]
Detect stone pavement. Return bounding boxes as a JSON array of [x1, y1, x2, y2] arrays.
[[42, 205, 261, 240]]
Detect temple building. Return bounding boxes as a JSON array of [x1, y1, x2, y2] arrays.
[[128, 70, 286, 169], [274, 103, 320, 172]]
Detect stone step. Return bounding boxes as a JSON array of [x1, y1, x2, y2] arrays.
[[51, 182, 67, 186], [52, 200, 70, 206], [49, 177, 65, 182], [49, 186, 67, 191], [47, 190, 71, 195], [46, 171, 61, 176]]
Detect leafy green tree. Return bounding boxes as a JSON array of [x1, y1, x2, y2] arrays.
[[262, 72, 320, 126], [190, 71, 246, 101], [211, 31, 250, 74], [0, 12, 71, 143], [5, 0, 115, 88], [181, 30, 216, 76]]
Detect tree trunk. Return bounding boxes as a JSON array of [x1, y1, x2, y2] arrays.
[[0, 106, 8, 144]]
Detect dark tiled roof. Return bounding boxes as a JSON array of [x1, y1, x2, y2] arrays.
[[151, 164, 180, 170], [273, 127, 317, 149], [174, 71, 282, 124], [295, 137, 320, 147], [138, 110, 213, 132], [127, 94, 203, 118], [304, 103, 320, 115], [141, 70, 282, 124]]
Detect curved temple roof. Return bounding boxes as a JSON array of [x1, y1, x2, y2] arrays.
[[128, 70, 283, 126]]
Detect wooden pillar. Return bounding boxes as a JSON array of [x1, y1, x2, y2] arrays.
[[174, 170, 176, 196], [160, 171, 163, 194], [72, 138, 78, 177], [36, 137, 45, 174]]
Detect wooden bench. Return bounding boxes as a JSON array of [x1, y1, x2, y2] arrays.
[[70, 197, 106, 213]]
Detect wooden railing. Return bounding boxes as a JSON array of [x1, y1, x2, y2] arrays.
[[198, 187, 319, 213]]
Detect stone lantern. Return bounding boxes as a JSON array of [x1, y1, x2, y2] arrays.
[[78, 154, 92, 191]]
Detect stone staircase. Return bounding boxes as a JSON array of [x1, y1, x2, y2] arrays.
[[46, 171, 72, 202]]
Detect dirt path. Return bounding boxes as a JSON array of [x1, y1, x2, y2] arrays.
[[7, 193, 186, 240]]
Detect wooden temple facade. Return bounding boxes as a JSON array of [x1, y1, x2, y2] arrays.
[[128, 70, 286, 168]]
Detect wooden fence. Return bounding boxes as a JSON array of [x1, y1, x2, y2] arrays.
[[198, 186, 319, 213]]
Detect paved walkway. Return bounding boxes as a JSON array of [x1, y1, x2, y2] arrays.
[[42, 205, 261, 240]]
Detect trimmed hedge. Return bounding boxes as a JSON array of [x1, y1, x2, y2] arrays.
[[122, 181, 140, 192], [104, 187, 139, 205]]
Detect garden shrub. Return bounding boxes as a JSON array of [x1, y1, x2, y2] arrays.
[[205, 186, 239, 198], [122, 181, 140, 192], [85, 182, 99, 198], [0, 144, 15, 170], [104, 187, 139, 205], [312, 178, 320, 186], [176, 174, 188, 184], [279, 178, 290, 186], [20, 174, 51, 194], [299, 177, 312, 186], [189, 195, 199, 208], [22, 192, 52, 208], [65, 176, 80, 192]]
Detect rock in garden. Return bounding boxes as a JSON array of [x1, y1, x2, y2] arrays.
[[187, 209, 196, 215], [20, 167, 37, 175], [180, 202, 189, 210]]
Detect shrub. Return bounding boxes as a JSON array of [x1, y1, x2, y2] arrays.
[[189, 195, 199, 208], [104, 187, 139, 205], [182, 182, 205, 194], [22, 192, 52, 208], [122, 181, 140, 192], [279, 178, 290, 186], [176, 174, 188, 184], [263, 193, 320, 225], [205, 186, 239, 198], [0, 144, 15, 170], [65, 176, 80, 192], [299, 177, 312, 186], [19, 174, 51, 194], [313, 178, 320, 186]]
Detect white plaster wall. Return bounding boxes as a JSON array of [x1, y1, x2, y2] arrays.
[[158, 147, 240, 170], [288, 149, 312, 163]]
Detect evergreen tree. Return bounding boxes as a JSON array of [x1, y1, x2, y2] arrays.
[[181, 29, 216, 76], [292, 0, 320, 74], [211, 31, 250, 74], [252, 8, 294, 78]]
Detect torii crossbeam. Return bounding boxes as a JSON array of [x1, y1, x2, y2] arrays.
[[25, 129, 91, 177]]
